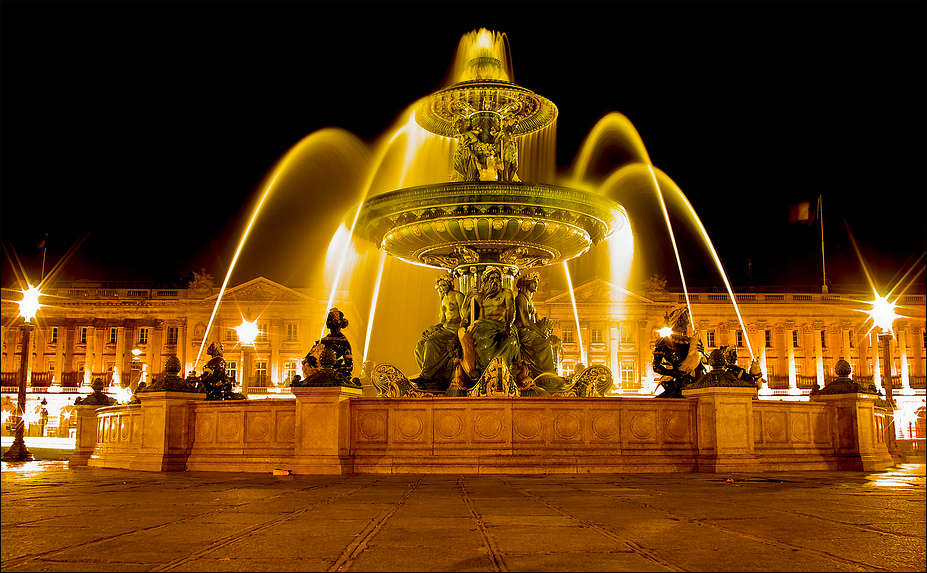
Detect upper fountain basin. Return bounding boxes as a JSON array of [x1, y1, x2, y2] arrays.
[[355, 182, 628, 270]]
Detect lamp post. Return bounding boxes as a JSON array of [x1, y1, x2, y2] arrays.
[[2, 284, 42, 462], [868, 293, 904, 462], [235, 312, 259, 398]]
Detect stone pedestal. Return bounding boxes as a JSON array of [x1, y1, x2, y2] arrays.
[[682, 386, 761, 473], [127, 391, 205, 472], [811, 392, 894, 471], [290, 386, 360, 474], [68, 405, 101, 467]]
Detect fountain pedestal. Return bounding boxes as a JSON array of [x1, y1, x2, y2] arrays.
[[682, 386, 761, 473], [811, 392, 895, 471], [125, 391, 206, 472], [290, 386, 361, 474]]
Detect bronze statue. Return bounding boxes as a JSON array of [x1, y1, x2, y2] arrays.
[[720, 345, 762, 387], [296, 308, 360, 388], [452, 118, 482, 181], [193, 343, 241, 400], [459, 267, 520, 381], [413, 276, 465, 390], [75, 377, 117, 406], [652, 306, 707, 398], [513, 272, 557, 379]]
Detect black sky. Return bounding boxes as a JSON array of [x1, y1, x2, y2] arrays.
[[2, 1, 925, 295]]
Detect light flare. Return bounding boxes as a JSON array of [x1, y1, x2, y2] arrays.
[[656, 326, 674, 339], [235, 318, 261, 346], [18, 284, 42, 322]]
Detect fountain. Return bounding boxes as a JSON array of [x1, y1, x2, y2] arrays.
[[349, 29, 626, 398]]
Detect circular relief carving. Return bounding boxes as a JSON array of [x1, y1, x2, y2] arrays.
[[120, 418, 130, 441], [765, 413, 786, 440], [411, 225, 422, 237], [359, 412, 386, 440], [591, 413, 618, 439], [397, 413, 424, 440], [665, 413, 688, 440], [435, 413, 463, 439], [435, 221, 446, 232], [248, 414, 270, 441], [553, 413, 581, 439], [218, 415, 240, 441], [629, 412, 655, 440], [546, 223, 558, 234], [791, 415, 809, 441], [474, 412, 503, 439], [278, 413, 296, 442], [463, 218, 474, 231], [492, 218, 505, 230], [513, 413, 542, 439], [196, 417, 214, 442], [520, 220, 534, 232]]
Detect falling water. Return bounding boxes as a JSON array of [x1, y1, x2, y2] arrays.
[[563, 262, 587, 366], [363, 249, 388, 363]]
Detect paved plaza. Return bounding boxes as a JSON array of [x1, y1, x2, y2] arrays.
[[1, 452, 924, 572]]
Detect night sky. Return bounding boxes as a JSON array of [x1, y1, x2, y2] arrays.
[[2, 2, 925, 297]]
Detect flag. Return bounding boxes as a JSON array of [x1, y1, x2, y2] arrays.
[[788, 198, 818, 225]]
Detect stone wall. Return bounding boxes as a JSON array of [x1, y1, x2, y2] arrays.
[[72, 388, 895, 474]]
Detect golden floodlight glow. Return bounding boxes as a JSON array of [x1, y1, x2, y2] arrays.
[[657, 326, 675, 339], [18, 284, 42, 322], [868, 292, 900, 334], [236, 318, 260, 346]]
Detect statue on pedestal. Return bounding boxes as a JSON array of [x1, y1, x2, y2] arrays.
[[459, 267, 521, 383], [652, 306, 707, 398], [295, 308, 360, 388], [413, 276, 465, 391], [191, 343, 242, 400]]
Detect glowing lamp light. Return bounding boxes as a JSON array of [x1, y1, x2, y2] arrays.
[[868, 292, 900, 334], [236, 318, 260, 346], [131, 346, 142, 358], [1, 410, 10, 424], [18, 284, 42, 322], [656, 326, 674, 338]]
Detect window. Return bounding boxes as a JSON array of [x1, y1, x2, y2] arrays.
[[766, 363, 775, 378], [619, 361, 636, 389], [284, 361, 298, 382], [562, 361, 574, 377], [849, 331, 855, 348], [79, 327, 88, 345], [707, 330, 716, 347], [792, 330, 800, 348], [794, 363, 803, 376], [591, 328, 603, 344], [225, 328, 236, 342], [562, 327, 574, 344], [256, 323, 268, 342], [227, 361, 237, 384], [138, 328, 148, 345], [109, 327, 118, 345], [820, 330, 827, 348], [618, 325, 632, 345], [167, 327, 178, 345], [286, 324, 298, 342], [50, 327, 58, 344], [254, 361, 267, 387], [736, 331, 744, 348], [765, 330, 772, 348]]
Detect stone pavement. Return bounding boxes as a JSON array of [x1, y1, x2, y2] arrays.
[[1, 462, 924, 572]]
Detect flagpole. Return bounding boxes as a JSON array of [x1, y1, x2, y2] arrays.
[[819, 195, 827, 293], [40, 234, 48, 283]]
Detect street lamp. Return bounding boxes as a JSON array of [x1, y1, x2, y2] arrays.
[[2, 284, 42, 462], [235, 311, 259, 398], [868, 292, 903, 462]]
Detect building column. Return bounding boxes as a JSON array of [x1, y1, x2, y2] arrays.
[[813, 320, 824, 387], [897, 321, 910, 390], [910, 326, 923, 376], [637, 318, 654, 394], [786, 321, 797, 393], [871, 332, 882, 390]]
